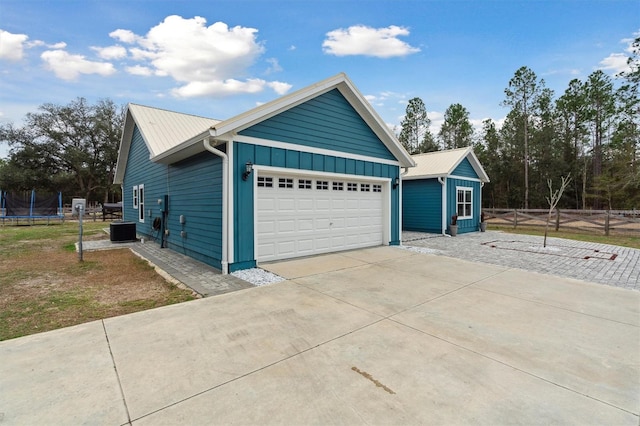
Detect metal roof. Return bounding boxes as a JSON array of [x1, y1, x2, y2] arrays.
[[114, 73, 415, 184], [128, 104, 220, 158], [404, 146, 490, 182]]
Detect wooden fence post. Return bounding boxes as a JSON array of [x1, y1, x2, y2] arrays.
[[604, 211, 610, 236], [513, 209, 518, 229], [555, 209, 560, 231]]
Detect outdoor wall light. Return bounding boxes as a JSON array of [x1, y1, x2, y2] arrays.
[[242, 161, 253, 181], [393, 177, 400, 189]]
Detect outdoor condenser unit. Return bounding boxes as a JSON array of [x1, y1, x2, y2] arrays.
[[110, 221, 137, 242]]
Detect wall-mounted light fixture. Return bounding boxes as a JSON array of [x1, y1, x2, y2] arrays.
[[393, 177, 400, 189], [242, 161, 253, 181]]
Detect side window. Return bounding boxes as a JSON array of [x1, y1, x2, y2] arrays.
[[456, 187, 473, 220], [138, 184, 145, 223], [132, 186, 138, 209]]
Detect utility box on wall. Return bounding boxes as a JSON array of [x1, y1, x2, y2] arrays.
[[110, 221, 136, 242]]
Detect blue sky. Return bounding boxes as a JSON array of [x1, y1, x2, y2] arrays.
[[0, 0, 638, 159]]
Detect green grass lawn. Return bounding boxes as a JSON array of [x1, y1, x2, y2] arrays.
[[0, 221, 196, 341]]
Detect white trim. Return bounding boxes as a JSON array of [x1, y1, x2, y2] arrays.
[[439, 177, 447, 235], [455, 186, 473, 220], [449, 175, 482, 183], [252, 165, 391, 264], [255, 165, 390, 183], [138, 184, 145, 223], [132, 185, 138, 209], [227, 140, 235, 264], [398, 176, 402, 245], [234, 135, 401, 167]]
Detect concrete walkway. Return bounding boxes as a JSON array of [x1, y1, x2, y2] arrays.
[[402, 230, 640, 291], [1, 246, 638, 425]]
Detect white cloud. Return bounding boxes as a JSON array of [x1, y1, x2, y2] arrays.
[[126, 65, 153, 76], [267, 81, 292, 95], [0, 30, 29, 61], [599, 30, 639, 75], [265, 57, 282, 74], [109, 29, 139, 44], [113, 15, 289, 97], [171, 78, 267, 98], [323, 25, 420, 58], [599, 53, 630, 74], [41, 50, 116, 80], [92, 45, 127, 60]]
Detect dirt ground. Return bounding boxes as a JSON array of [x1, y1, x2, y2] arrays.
[[0, 224, 196, 341]]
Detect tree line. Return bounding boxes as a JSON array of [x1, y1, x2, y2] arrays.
[[398, 37, 639, 210], [0, 38, 637, 209], [0, 98, 124, 204]]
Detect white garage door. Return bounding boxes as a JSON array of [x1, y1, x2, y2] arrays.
[[256, 174, 384, 262]]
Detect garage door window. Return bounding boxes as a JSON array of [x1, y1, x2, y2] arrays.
[[278, 178, 293, 188], [332, 181, 344, 191], [299, 179, 312, 189], [373, 184, 382, 193], [347, 182, 358, 191], [258, 177, 273, 188], [316, 180, 329, 190], [361, 183, 371, 192]]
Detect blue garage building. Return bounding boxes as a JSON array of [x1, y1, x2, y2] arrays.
[[114, 73, 415, 273], [402, 147, 490, 235]]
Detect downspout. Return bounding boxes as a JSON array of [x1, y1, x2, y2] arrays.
[[438, 176, 449, 237], [203, 137, 229, 274]]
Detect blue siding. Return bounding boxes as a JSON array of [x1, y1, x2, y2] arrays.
[[166, 153, 224, 267], [402, 179, 442, 233], [123, 126, 224, 269], [446, 178, 482, 234], [232, 141, 400, 271], [452, 157, 479, 179], [239, 89, 395, 161], [122, 127, 166, 233]]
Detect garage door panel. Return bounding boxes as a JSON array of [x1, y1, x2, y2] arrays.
[[257, 173, 384, 262]]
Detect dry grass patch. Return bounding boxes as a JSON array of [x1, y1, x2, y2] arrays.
[[0, 222, 196, 341]]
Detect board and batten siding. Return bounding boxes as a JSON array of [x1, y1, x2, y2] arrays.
[[123, 125, 225, 269], [238, 89, 396, 161], [446, 177, 481, 234], [402, 179, 442, 233], [232, 141, 401, 272], [451, 158, 477, 179]]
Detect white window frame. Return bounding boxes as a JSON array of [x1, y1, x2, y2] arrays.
[[132, 186, 138, 209], [456, 186, 473, 220], [138, 184, 145, 223]]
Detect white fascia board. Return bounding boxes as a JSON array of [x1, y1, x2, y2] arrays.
[[113, 108, 135, 184], [151, 129, 229, 164], [402, 173, 448, 181]]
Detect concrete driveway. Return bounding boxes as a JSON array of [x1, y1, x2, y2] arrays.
[[1, 246, 638, 425]]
